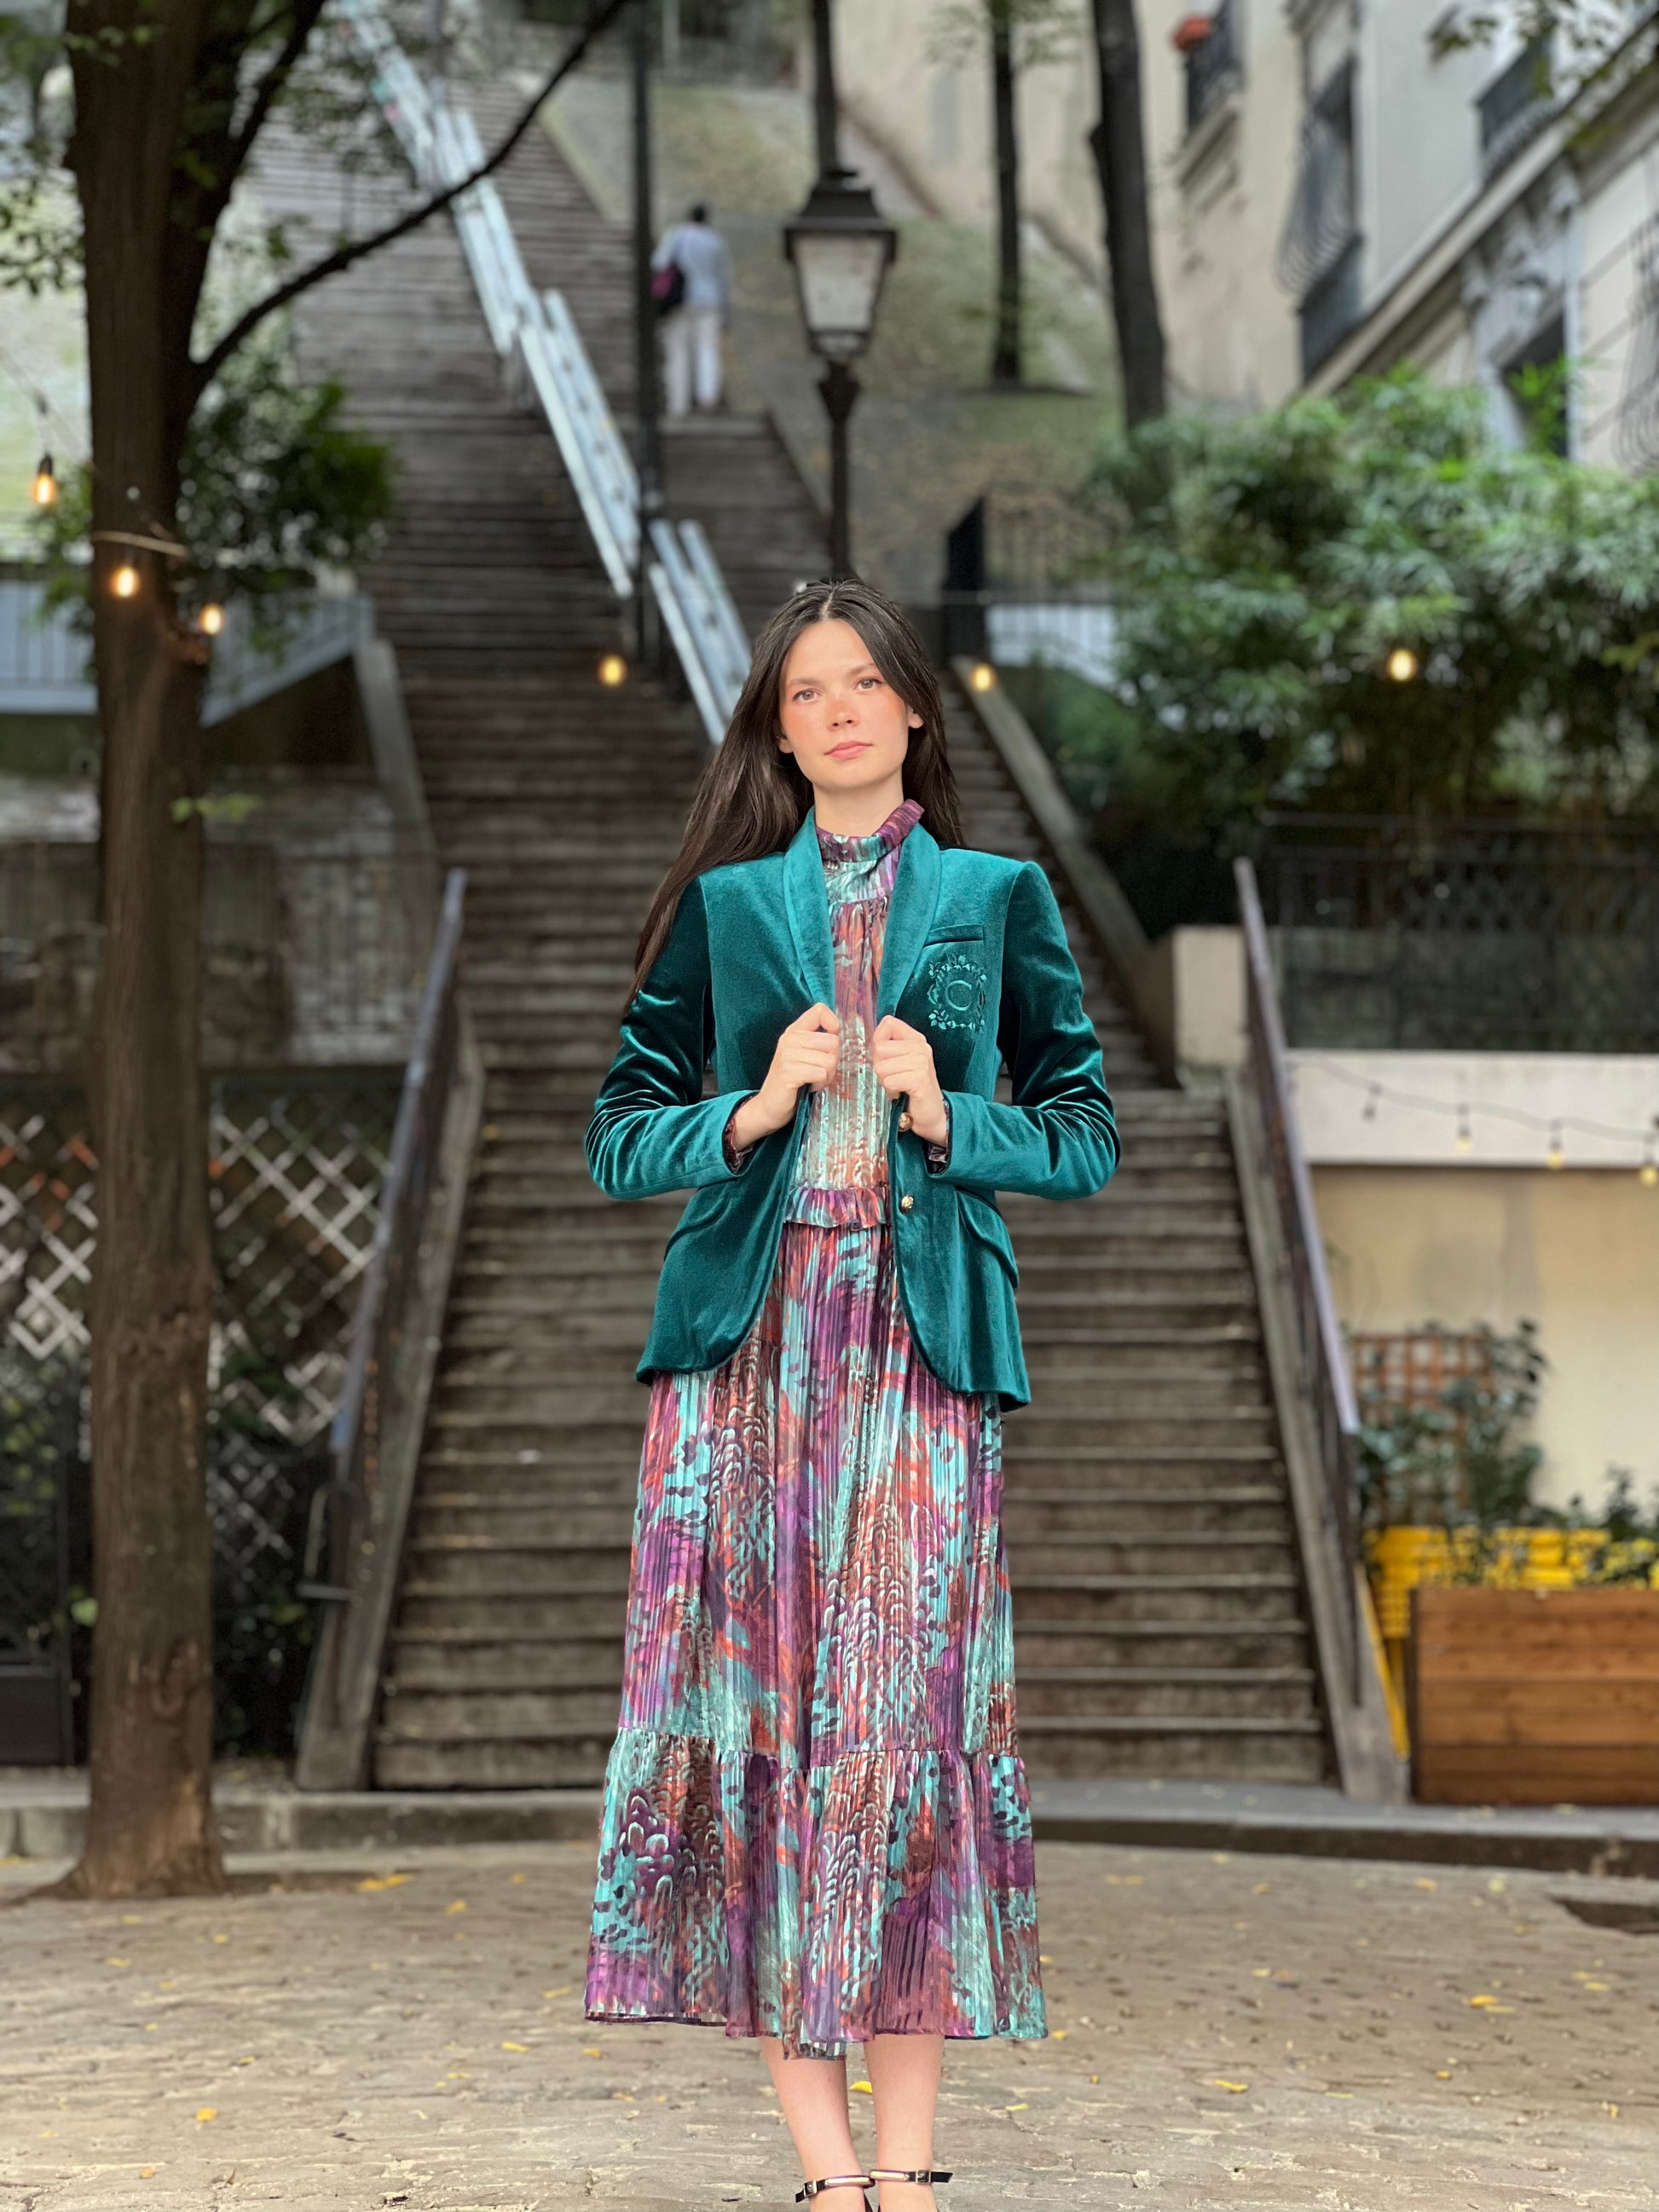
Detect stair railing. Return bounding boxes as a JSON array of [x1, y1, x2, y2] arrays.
[[343, 0, 749, 742], [1233, 856, 1364, 1702], [294, 865, 483, 1788]]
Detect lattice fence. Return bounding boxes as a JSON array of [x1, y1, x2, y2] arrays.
[[0, 1077, 398, 1757], [1350, 1329, 1498, 1416]]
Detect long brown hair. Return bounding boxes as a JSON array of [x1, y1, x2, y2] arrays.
[[630, 576, 963, 996]]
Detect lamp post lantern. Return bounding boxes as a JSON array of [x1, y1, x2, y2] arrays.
[[783, 166, 897, 578]]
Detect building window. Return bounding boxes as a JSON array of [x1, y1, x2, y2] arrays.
[[1477, 33, 1554, 181], [1178, 1, 1242, 136], [1501, 311, 1569, 456], [1277, 57, 1360, 375]]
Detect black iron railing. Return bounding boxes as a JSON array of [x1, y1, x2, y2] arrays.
[[1235, 856, 1364, 1705], [1184, 0, 1240, 132], [295, 866, 467, 1777], [1260, 818, 1659, 1052], [1478, 34, 1554, 177]]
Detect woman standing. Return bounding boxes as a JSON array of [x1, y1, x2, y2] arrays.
[[582, 579, 1119, 2211]]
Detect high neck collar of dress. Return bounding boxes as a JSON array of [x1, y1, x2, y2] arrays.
[[814, 796, 924, 864]]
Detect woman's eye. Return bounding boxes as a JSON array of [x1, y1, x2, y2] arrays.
[[858, 676, 880, 690]]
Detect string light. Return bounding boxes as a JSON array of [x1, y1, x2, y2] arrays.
[[1301, 1054, 1659, 1181], [199, 600, 225, 637], [110, 563, 139, 600], [597, 651, 627, 687], [31, 453, 58, 507], [1385, 646, 1419, 683], [968, 661, 997, 693]]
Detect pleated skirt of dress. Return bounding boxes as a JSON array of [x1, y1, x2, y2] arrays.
[[582, 1208, 1048, 2059]]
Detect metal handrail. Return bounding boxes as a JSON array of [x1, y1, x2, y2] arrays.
[[1234, 855, 1363, 1702], [343, 0, 749, 740], [299, 866, 465, 1621]]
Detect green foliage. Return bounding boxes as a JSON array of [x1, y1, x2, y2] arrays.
[[1073, 368, 1659, 840], [927, 0, 1083, 69], [33, 321, 395, 633], [1356, 1321, 1549, 1567]]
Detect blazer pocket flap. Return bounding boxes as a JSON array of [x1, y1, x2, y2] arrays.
[[957, 1189, 1018, 1282]]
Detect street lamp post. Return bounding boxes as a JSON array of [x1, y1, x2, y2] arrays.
[[632, 0, 663, 656], [783, 168, 897, 579]]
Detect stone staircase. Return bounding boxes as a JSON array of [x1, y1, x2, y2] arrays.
[[262, 78, 1329, 1791]]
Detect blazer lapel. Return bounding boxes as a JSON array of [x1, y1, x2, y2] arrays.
[[783, 806, 835, 1008], [877, 820, 941, 1019]]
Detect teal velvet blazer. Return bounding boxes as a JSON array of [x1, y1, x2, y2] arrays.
[[586, 809, 1119, 1408]]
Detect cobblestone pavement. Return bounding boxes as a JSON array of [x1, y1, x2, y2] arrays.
[[2, 1839, 1656, 2212]]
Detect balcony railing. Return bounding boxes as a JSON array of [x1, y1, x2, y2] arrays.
[[1299, 233, 1364, 378], [1478, 35, 1554, 178], [1259, 817, 1659, 1053], [1184, 0, 1240, 134]]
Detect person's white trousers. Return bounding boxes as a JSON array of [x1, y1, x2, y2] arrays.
[[663, 303, 723, 415]]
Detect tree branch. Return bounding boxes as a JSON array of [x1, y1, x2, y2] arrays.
[[188, 0, 631, 399], [228, 0, 332, 184]]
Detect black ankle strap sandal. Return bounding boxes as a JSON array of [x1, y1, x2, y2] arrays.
[[794, 2175, 873, 2203], [869, 2172, 953, 2189]]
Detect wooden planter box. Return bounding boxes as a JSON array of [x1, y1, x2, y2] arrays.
[[1409, 1585, 1659, 1805]]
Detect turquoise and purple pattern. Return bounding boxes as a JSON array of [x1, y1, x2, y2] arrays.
[[583, 801, 1047, 2059]]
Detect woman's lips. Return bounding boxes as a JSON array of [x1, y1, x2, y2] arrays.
[[827, 741, 870, 759]]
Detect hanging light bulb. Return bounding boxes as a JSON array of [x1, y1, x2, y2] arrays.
[[968, 661, 997, 694], [199, 599, 225, 638], [1640, 1152, 1658, 1189], [110, 562, 139, 600], [1385, 646, 1419, 683], [597, 651, 628, 688], [31, 452, 58, 507], [1455, 1105, 1472, 1155], [1546, 1121, 1564, 1171]]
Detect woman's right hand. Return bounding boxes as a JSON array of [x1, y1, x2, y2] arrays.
[[726, 1003, 841, 1152]]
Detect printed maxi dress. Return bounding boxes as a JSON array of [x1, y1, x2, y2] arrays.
[[583, 796, 1048, 2059]]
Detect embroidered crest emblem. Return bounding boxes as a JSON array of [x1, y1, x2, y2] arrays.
[[927, 946, 988, 1031]]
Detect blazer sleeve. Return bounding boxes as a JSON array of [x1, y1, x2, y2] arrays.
[[586, 877, 753, 1200], [929, 861, 1119, 1199]]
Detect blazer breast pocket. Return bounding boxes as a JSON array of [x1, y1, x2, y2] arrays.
[[922, 940, 990, 1034]]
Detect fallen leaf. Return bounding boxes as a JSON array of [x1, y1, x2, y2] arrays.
[[510, 1872, 526, 1885], [542, 1985, 573, 1998], [1038, 1954, 1054, 1963], [1211, 2080, 1249, 2094], [106, 1957, 131, 1968], [1050, 2029, 1068, 2039], [1466, 1995, 1512, 2009], [1415, 1878, 1438, 1891], [234, 2057, 256, 2067], [195, 2108, 217, 2123], [1435, 2069, 1451, 2078], [501, 2041, 529, 2053], [445, 1900, 467, 1916], [1089, 2073, 1100, 2084], [581, 2046, 602, 2058], [120, 1915, 144, 1925], [1325, 2091, 1356, 2099], [140, 2167, 155, 2180], [1005, 2101, 1029, 2111], [850, 2079, 873, 2094], [1580, 1981, 1610, 1993], [1605, 2102, 1621, 2118], [211, 1933, 228, 1945], [1252, 1882, 1270, 1894]]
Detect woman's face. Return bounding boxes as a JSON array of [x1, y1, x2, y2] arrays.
[[776, 618, 922, 799]]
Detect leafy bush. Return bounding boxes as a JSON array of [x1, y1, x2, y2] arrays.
[[1067, 367, 1659, 846]]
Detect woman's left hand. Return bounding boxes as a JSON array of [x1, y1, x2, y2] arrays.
[[871, 1015, 949, 1146]]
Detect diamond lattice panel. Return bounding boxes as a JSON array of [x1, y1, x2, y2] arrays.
[[0, 1078, 398, 1442]]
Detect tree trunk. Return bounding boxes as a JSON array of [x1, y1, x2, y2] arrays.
[[812, 0, 839, 176], [1089, 0, 1166, 424], [991, 18, 1021, 390], [49, 0, 225, 1902]]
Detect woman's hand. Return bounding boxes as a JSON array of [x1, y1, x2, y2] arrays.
[[726, 1003, 841, 1152], [871, 1014, 948, 1146]]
